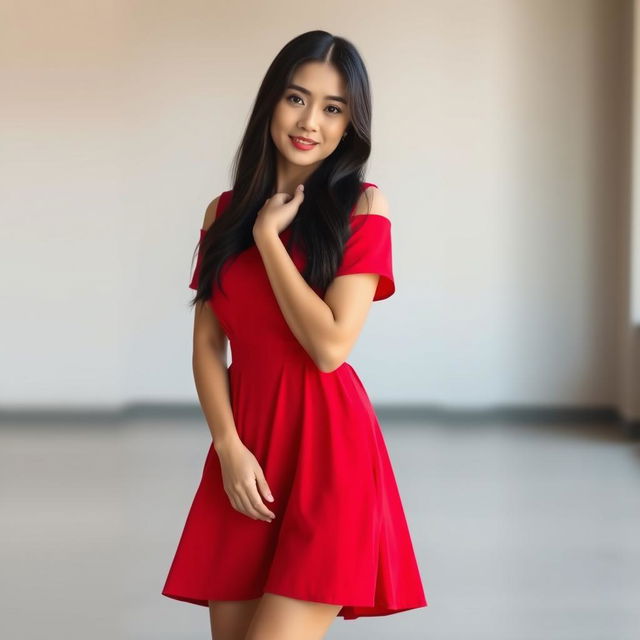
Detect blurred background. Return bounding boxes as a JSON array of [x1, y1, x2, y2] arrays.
[[2, 0, 640, 638]]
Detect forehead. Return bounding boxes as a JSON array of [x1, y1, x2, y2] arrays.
[[289, 62, 347, 98]]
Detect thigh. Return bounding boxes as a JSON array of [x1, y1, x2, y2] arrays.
[[208, 598, 262, 640], [244, 592, 342, 640]]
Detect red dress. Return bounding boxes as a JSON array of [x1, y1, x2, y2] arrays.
[[162, 182, 428, 619]]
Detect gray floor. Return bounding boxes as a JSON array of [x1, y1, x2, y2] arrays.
[[1, 414, 639, 640]]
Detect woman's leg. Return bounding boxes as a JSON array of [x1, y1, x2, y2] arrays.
[[243, 592, 342, 640], [208, 598, 262, 640]]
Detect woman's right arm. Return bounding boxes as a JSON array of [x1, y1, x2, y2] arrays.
[[192, 196, 240, 452], [192, 197, 276, 522], [193, 301, 240, 452]]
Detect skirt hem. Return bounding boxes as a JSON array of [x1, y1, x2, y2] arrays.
[[161, 588, 427, 620]]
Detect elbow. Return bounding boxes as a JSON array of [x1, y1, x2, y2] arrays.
[[314, 342, 347, 374], [193, 336, 227, 366]]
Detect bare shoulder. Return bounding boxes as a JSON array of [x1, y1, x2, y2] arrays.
[[352, 185, 390, 220], [202, 195, 221, 231]]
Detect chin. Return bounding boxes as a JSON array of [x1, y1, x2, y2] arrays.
[[284, 147, 322, 163]]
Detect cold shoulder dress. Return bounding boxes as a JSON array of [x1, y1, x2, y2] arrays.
[[161, 182, 428, 619]]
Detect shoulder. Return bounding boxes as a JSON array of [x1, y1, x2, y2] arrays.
[[201, 196, 220, 231], [352, 184, 390, 221], [201, 190, 232, 230]]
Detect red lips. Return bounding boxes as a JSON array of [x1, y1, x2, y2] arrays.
[[290, 135, 318, 144]]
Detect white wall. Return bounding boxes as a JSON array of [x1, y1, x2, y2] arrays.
[[2, 0, 636, 417]]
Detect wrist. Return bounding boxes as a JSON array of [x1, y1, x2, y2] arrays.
[[213, 432, 242, 454], [253, 225, 280, 250]]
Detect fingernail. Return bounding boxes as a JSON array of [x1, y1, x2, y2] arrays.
[[298, 184, 304, 191], [267, 494, 274, 501]]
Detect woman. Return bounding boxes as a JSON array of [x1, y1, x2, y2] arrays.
[[162, 30, 427, 640]]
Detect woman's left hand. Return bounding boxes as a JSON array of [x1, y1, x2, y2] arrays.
[[253, 184, 305, 239]]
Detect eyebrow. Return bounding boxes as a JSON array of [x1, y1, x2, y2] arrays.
[[286, 83, 348, 105]]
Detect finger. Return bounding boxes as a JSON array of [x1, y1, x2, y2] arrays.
[[237, 480, 269, 521], [285, 186, 303, 206], [256, 472, 275, 503], [281, 187, 303, 207], [227, 491, 241, 513], [230, 481, 257, 519], [234, 489, 259, 519], [247, 481, 276, 520], [229, 490, 246, 515]]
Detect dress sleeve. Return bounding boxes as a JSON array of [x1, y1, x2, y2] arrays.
[[188, 228, 207, 290], [334, 214, 395, 301], [188, 190, 232, 290]]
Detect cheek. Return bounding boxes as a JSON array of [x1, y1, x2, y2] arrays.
[[328, 124, 345, 141], [329, 116, 347, 131], [271, 104, 288, 127]]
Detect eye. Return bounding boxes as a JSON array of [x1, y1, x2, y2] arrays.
[[286, 94, 343, 115]]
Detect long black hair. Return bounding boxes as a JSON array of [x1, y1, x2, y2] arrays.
[[190, 30, 374, 308]]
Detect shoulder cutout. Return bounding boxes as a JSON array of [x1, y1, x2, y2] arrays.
[[352, 185, 390, 220], [335, 190, 396, 301], [202, 195, 221, 231]]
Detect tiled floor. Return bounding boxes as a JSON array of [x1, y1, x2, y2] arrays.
[[1, 415, 639, 639]]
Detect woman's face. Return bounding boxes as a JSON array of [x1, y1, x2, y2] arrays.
[[270, 62, 351, 172]]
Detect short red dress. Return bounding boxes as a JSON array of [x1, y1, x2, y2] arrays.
[[162, 182, 428, 619]]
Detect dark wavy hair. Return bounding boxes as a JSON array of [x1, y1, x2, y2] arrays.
[[190, 30, 374, 308]]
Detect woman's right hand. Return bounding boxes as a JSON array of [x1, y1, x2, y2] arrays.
[[215, 437, 276, 522]]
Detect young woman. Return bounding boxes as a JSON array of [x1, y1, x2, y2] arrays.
[[162, 30, 427, 640]]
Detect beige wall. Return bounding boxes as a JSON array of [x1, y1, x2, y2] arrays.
[[2, 0, 636, 418]]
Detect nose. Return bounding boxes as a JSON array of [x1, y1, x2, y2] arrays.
[[298, 106, 320, 132]]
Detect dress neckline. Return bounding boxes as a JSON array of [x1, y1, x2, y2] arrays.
[[199, 213, 390, 235]]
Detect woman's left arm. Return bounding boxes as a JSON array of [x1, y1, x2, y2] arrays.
[[254, 188, 388, 372]]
